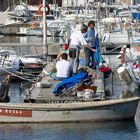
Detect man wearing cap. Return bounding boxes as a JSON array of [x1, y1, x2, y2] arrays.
[[69, 24, 88, 73], [84, 20, 97, 68]]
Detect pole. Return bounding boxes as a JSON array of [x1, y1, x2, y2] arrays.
[[43, 0, 47, 57]]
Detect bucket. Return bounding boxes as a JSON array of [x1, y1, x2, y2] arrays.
[[117, 66, 132, 85]]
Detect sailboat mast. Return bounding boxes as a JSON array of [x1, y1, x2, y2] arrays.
[[43, 0, 47, 57]]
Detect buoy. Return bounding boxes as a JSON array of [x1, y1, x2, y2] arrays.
[[125, 22, 132, 30], [31, 22, 39, 28], [117, 66, 132, 85], [37, 4, 50, 16]]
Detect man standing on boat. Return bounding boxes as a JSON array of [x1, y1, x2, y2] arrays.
[[84, 20, 97, 68], [69, 24, 89, 73]]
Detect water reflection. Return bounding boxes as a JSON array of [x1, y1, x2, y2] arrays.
[[0, 121, 139, 140], [9, 81, 32, 103], [0, 35, 64, 44], [9, 81, 23, 103], [0, 35, 64, 58]]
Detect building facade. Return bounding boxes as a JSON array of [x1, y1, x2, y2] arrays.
[[0, 0, 62, 11], [62, 0, 140, 6], [0, 0, 140, 11]]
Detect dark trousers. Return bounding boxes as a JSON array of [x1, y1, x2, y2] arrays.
[[84, 47, 94, 67], [69, 47, 80, 73]]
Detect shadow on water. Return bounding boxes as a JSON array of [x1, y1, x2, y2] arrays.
[[0, 121, 139, 140]]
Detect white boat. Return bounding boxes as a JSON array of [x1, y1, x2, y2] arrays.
[[0, 97, 138, 122], [0, 3, 31, 28], [102, 30, 140, 47], [14, 64, 138, 123], [117, 40, 140, 87], [0, 0, 138, 123], [0, 63, 138, 123], [18, 14, 70, 37], [100, 6, 140, 48], [0, 49, 43, 81]]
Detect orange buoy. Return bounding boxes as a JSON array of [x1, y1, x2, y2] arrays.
[[31, 22, 39, 28]]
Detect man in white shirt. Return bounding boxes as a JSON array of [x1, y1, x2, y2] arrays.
[[52, 53, 73, 81], [69, 24, 88, 73]]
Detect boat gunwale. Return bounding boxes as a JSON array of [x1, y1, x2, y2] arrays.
[[0, 97, 138, 111]]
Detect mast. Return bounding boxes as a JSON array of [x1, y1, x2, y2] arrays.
[[43, 0, 47, 57]]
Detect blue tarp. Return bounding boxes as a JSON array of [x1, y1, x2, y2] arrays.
[[53, 71, 88, 95], [132, 13, 140, 20], [94, 35, 103, 68]]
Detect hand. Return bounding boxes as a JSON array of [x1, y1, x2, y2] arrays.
[[91, 48, 96, 52], [56, 54, 61, 61]]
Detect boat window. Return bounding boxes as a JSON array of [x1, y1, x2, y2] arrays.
[[46, 16, 55, 20]]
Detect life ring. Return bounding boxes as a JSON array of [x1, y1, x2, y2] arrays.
[[125, 23, 132, 30], [37, 4, 50, 16]]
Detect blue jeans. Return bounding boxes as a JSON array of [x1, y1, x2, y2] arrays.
[[50, 73, 65, 81], [84, 48, 94, 67]]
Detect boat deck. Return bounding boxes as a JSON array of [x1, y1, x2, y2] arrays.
[[23, 54, 139, 104], [23, 74, 104, 103]]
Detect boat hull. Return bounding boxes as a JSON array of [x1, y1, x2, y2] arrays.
[[0, 97, 139, 123]]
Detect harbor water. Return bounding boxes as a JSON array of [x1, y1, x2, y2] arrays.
[[0, 121, 140, 140], [1, 35, 140, 140]]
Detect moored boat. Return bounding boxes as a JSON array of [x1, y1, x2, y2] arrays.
[[0, 0, 138, 123], [0, 97, 138, 123], [0, 49, 44, 81], [15, 65, 139, 123], [117, 41, 140, 87]]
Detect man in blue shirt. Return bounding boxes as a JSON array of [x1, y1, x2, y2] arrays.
[[84, 20, 96, 68]]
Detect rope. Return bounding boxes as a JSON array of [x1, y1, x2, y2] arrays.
[[25, 36, 43, 59], [106, 44, 123, 54], [1, 67, 39, 83]]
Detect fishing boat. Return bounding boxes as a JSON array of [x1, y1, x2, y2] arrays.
[[0, 67, 138, 123], [0, 0, 138, 123], [0, 97, 138, 122]]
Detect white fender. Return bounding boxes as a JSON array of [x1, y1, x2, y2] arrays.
[[36, 81, 53, 88], [117, 66, 132, 85]]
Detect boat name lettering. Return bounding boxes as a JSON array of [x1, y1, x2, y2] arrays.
[[48, 100, 82, 104], [0, 108, 32, 117]]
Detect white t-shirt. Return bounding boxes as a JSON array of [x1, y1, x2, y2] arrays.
[[56, 59, 72, 78], [70, 30, 87, 48]]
